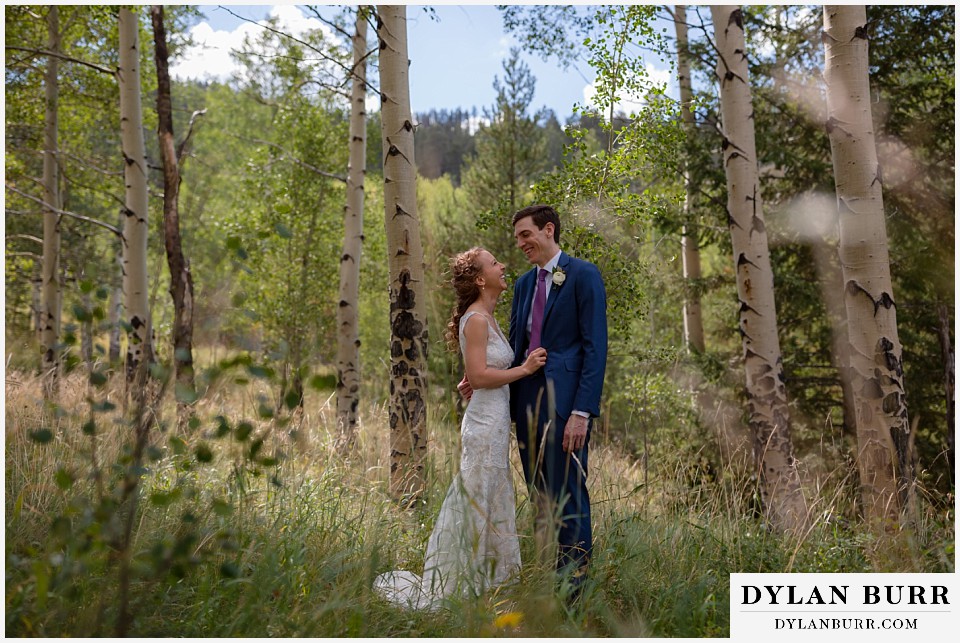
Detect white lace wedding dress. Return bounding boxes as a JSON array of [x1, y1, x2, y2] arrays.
[[373, 311, 522, 610]]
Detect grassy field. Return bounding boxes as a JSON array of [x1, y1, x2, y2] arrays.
[[4, 368, 954, 637]]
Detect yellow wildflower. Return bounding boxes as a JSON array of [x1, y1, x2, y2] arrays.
[[494, 611, 523, 629]]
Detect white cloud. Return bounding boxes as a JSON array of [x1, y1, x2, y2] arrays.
[[170, 6, 337, 84], [581, 62, 673, 119]]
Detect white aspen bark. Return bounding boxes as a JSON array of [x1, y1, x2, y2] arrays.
[[40, 5, 61, 397], [119, 7, 154, 384], [336, 7, 369, 452], [712, 5, 806, 532], [676, 5, 705, 353], [32, 275, 42, 333], [378, 5, 429, 498], [823, 5, 912, 527]]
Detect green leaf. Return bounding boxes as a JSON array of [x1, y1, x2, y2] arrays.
[[54, 467, 75, 490], [195, 443, 214, 463], [212, 498, 234, 516], [82, 420, 97, 436], [246, 365, 273, 379], [29, 429, 54, 444], [169, 435, 187, 455], [188, 415, 201, 431], [235, 422, 254, 442], [175, 383, 199, 404], [284, 389, 301, 409], [274, 222, 293, 238], [214, 416, 231, 438], [150, 488, 182, 507], [72, 303, 92, 322], [90, 370, 108, 387], [149, 363, 170, 381], [309, 374, 336, 390], [220, 561, 241, 578], [248, 438, 264, 460]]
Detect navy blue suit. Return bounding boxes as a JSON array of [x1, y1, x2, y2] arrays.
[[509, 251, 607, 575]]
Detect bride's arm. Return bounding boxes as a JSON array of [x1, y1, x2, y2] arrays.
[[463, 314, 546, 389]]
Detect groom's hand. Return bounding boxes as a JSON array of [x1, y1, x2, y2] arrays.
[[562, 414, 588, 453], [457, 376, 473, 401]]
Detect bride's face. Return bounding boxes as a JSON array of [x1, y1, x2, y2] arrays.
[[476, 250, 508, 295]]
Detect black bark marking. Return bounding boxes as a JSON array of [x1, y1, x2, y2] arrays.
[[845, 280, 896, 316], [739, 299, 759, 316], [737, 252, 759, 270], [852, 25, 869, 41], [726, 208, 742, 229], [877, 337, 903, 377], [728, 8, 743, 29]]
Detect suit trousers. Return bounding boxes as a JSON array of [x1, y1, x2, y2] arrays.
[[514, 372, 592, 576]]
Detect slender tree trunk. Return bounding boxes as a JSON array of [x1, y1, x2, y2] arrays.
[[109, 211, 123, 366], [712, 5, 807, 532], [823, 5, 914, 528], [336, 7, 369, 452], [40, 5, 61, 398], [119, 7, 154, 389], [936, 302, 954, 479], [377, 5, 429, 499], [151, 5, 196, 418], [675, 5, 705, 354], [32, 275, 42, 333], [80, 286, 93, 368]]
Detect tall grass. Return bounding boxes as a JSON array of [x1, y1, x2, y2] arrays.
[[5, 369, 953, 637]]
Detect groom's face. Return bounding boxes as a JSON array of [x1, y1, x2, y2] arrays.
[[514, 217, 555, 267]]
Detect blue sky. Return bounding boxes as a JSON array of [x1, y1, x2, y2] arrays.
[[175, 4, 675, 122]]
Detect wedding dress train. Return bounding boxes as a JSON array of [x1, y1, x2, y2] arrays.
[[374, 311, 521, 610]]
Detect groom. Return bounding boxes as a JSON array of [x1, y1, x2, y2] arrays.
[[508, 204, 607, 587]]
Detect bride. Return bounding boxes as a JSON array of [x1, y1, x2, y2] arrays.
[[374, 247, 547, 610]]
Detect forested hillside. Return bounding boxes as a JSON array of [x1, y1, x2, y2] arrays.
[[4, 4, 954, 637]]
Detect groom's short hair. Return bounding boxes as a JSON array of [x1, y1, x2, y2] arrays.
[[512, 204, 561, 243]]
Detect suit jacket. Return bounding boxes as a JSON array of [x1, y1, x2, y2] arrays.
[[509, 251, 608, 421]]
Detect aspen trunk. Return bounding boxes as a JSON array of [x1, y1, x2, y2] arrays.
[[712, 5, 806, 532], [40, 5, 61, 397], [675, 5, 705, 354], [336, 7, 369, 452], [937, 302, 954, 477], [119, 7, 154, 386], [377, 5, 429, 499], [151, 5, 196, 410], [109, 211, 123, 366], [823, 5, 913, 527]]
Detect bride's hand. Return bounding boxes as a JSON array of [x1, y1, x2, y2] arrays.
[[522, 347, 547, 374], [457, 375, 473, 401]]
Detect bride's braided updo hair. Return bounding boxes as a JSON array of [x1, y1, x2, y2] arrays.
[[445, 247, 485, 352]]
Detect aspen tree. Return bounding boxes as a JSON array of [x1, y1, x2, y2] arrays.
[[712, 5, 807, 532]]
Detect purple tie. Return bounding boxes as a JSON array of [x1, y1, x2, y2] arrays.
[[529, 268, 548, 351]]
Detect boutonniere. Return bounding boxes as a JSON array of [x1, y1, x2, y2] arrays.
[[552, 267, 566, 287]]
